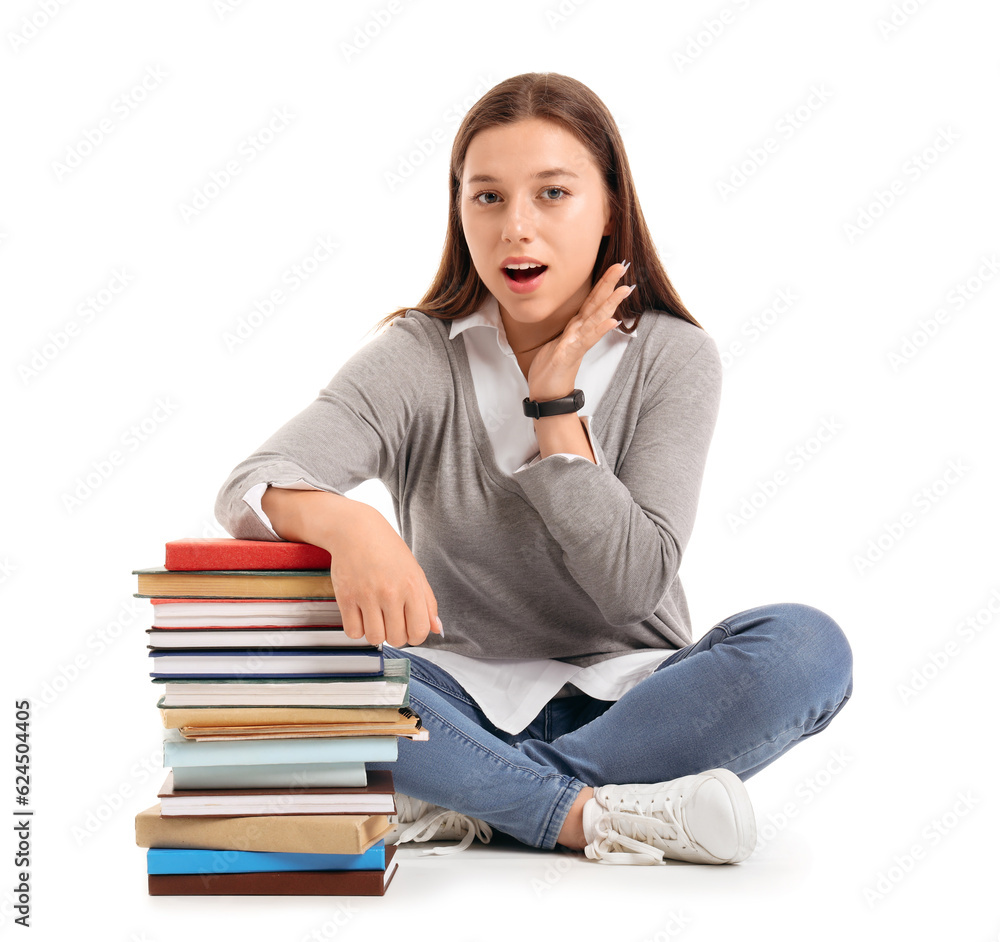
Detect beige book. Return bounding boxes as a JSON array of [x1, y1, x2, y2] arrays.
[[180, 720, 427, 741], [134, 803, 393, 854], [160, 705, 409, 728]]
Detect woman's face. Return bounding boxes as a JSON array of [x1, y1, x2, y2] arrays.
[[459, 116, 613, 344]]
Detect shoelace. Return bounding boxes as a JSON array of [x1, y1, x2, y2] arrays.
[[600, 790, 684, 820], [584, 808, 691, 865], [393, 807, 493, 856]]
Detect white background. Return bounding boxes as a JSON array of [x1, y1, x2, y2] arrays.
[[3, 0, 999, 938]]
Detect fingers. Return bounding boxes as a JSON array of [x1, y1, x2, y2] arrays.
[[340, 602, 367, 642], [426, 586, 443, 638], [400, 595, 431, 647], [340, 586, 439, 648], [587, 261, 635, 321], [327, 515, 441, 648]]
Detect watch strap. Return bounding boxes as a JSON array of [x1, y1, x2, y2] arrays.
[[522, 389, 586, 419]]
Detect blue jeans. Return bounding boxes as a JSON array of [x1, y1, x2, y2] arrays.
[[369, 602, 853, 850]]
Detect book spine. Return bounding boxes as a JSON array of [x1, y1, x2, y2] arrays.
[[165, 540, 332, 572], [146, 844, 385, 874], [169, 762, 368, 790], [147, 867, 393, 896], [163, 734, 399, 767]]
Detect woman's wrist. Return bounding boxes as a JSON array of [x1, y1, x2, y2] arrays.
[[532, 413, 596, 464]]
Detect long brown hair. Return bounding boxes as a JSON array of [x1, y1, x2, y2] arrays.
[[373, 72, 701, 334]]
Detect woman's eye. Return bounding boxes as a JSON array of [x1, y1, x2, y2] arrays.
[[542, 187, 566, 200], [473, 191, 499, 204]]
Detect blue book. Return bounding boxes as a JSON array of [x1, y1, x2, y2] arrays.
[[162, 729, 398, 767], [148, 648, 384, 679], [170, 761, 368, 790], [147, 842, 386, 875]]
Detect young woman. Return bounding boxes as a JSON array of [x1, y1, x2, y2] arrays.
[[215, 72, 853, 865]]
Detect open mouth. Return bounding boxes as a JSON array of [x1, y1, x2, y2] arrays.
[[502, 264, 547, 291]]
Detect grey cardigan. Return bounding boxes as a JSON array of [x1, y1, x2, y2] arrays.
[[215, 307, 722, 667]]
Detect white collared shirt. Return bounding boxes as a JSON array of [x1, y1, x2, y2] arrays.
[[244, 296, 674, 732]]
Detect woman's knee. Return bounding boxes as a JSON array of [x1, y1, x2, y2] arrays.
[[722, 601, 853, 700], [771, 602, 853, 701]]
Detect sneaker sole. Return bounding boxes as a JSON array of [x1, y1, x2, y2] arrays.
[[706, 768, 757, 863]]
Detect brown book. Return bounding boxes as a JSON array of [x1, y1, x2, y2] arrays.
[[134, 567, 335, 599], [147, 846, 398, 896], [160, 705, 411, 728], [157, 768, 396, 816], [134, 803, 392, 854]]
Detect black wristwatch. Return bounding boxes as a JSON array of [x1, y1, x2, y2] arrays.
[[522, 389, 586, 419]]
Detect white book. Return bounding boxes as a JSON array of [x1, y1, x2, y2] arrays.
[[148, 650, 383, 677], [155, 658, 409, 707], [146, 628, 373, 648], [152, 599, 342, 628]]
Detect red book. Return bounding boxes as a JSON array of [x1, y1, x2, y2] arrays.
[[165, 539, 331, 572]]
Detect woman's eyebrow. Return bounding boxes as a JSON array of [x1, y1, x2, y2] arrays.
[[466, 168, 580, 184]]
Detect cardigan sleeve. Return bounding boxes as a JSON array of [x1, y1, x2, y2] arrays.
[[214, 316, 429, 541], [512, 332, 722, 627]]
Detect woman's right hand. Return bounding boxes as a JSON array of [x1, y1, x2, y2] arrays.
[[260, 487, 441, 647], [327, 500, 442, 647]]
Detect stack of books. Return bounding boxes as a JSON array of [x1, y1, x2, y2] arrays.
[[132, 538, 424, 896]]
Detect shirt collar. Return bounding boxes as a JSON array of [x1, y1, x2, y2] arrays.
[[449, 294, 636, 356]]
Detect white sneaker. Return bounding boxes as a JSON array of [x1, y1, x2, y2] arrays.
[[389, 793, 493, 856], [582, 768, 756, 865]]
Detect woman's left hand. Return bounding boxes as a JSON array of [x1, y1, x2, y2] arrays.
[[526, 261, 634, 401]]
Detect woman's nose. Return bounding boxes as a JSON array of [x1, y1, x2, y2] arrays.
[[501, 192, 536, 240]]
